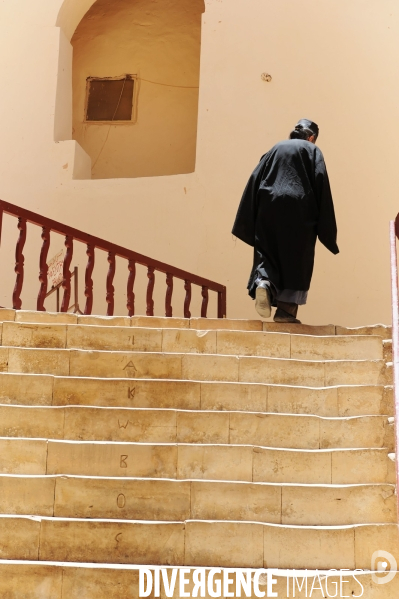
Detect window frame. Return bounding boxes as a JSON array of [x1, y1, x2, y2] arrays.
[[83, 74, 139, 125]]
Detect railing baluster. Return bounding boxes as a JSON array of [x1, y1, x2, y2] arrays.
[[106, 251, 116, 316], [217, 287, 227, 319], [37, 226, 50, 311], [84, 244, 95, 315], [201, 286, 209, 318], [13, 217, 27, 310], [146, 267, 155, 316], [61, 235, 73, 312], [165, 273, 173, 317], [184, 280, 192, 318], [127, 260, 136, 317]]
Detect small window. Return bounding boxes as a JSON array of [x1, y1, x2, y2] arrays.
[[85, 76, 135, 121]]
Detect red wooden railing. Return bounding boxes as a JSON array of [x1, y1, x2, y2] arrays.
[[389, 214, 399, 521], [0, 200, 227, 318]]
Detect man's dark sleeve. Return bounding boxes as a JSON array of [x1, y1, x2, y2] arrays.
[[314, 149, 339, 255], [231, 156, 267, 247]]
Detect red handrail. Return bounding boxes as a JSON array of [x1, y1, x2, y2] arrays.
[[389, 215, 399, 521], [0, 200, 227, 318]]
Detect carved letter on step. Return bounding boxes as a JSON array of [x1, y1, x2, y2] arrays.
[[117, 494, 126, 508], [120, 455, 128, 468], [123, 361, 136, 370], [128, 387, 136, 399]]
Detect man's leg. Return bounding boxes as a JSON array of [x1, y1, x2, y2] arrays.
[[274, 301, 301, 324]]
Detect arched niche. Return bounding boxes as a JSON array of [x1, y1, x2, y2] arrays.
[[59, 0, 204, 179], [57, 0, 99, 42]]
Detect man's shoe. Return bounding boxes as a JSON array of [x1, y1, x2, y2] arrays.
[[255, 281, 271, 318], [273, 307, 301, 324]]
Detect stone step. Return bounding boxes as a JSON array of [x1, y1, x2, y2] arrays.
[[336, 324, 392, 340], [2, 309, 393, 338], [0, 308, 337, 335], [0, 475, 395, 526], [0, 372, 393, 417], [0, 515, 397, 569], [0, 321, 384, 361], [384, 339, 393, 362], [0, 562, 395, 599], [1, 438, 394, 483], [0, 346, 390, 387], [0, 404, 393, 449]]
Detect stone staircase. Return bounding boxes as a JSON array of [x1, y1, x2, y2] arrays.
[[0, 308, 397, 597]]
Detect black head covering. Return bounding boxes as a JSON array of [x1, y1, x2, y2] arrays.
[[295, 118, 319, 140]]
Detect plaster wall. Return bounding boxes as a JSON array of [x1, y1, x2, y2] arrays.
[[0, 0, 397, 325], [72, 0, 202, 179]]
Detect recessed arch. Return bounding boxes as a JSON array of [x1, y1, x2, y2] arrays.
[[57, 0, 205, 41], [57, 0, 101, 42], [57, 0, 205, 179]]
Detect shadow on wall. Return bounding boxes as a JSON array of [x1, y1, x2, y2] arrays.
[[71, 0, 204, 180]]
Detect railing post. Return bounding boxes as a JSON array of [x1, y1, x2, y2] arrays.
[[106, 251, 116, 316], [84, 244, 95, 315], [146, 267, 155, 316], [217, 287, 227, 319], [127, 259, 136, 317], [201, 286, 209, 318], [73, 266, 81, 314], [13, 217, 27, 310], [165, 273, 173, 317], [184, 280, 192, 319], [61, 235, 73, 312], [37, 227, 50, 311]]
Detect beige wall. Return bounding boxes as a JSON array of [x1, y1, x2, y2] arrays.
[[72, 0, 203, 179], [0, 0, 398, 325]]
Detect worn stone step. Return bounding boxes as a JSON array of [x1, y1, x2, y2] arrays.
[[50, 478, 399, 526], [0, 404, 393, 449], [0, 372, 392, 416], [384, 339, 393, 362], [0, 346, 389, 387], [0, 308, 324, 333], [0, 438, 394, 484], [1, 308, 341, 334], [336, 324, 392, 340], [0, 475, 395, 526], [0, 516, 397, 569], [2, 308, 394, 336], [0, 321, 384, 361], [0, 562, 395, 599], [4, 308, 393, 337]]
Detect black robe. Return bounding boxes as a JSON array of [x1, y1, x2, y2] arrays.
[[232, 139, 339, 300]]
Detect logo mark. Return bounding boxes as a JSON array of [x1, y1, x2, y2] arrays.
[[371, 551, 397, 585]]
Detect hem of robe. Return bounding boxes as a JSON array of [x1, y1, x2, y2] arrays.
[[275, 289, 308, 305], [253, 278, 308, 306]]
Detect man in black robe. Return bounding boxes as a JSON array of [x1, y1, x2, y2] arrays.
[[232, 119, 339, 323]]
